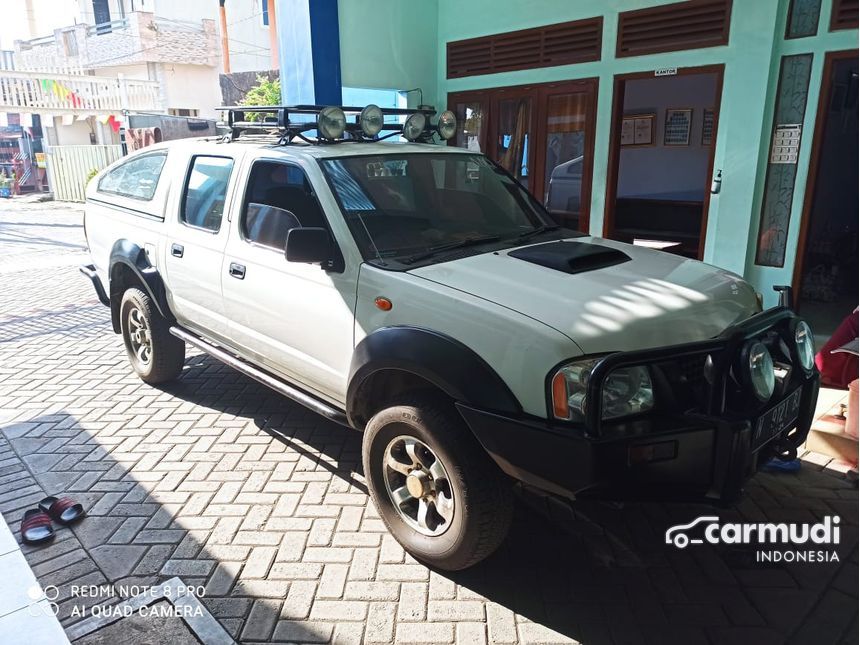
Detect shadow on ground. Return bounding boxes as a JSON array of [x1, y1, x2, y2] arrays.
[[2, 341, 858, 643], [162, 353, 860, 645]]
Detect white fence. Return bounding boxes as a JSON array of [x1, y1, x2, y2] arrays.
[[45, 144, 123, 202], [0, 70, 160, 113]]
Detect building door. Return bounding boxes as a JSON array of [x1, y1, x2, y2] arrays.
[[604, 66, 724, 259], [449, 78, 597, 232], [794, 51, 858, 339]]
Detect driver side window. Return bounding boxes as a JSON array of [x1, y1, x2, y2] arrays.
[[241, 161, 326, 250]]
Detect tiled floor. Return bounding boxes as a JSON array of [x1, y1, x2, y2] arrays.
[[0, 515, 70, 644]]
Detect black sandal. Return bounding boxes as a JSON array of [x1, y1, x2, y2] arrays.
[[38, 496, 86, 525], [21, 509, 55, 545]]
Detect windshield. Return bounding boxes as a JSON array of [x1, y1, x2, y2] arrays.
[[320, 153, 567, 266]]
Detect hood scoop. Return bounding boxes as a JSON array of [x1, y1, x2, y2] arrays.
[[508, 240, 631, 275]]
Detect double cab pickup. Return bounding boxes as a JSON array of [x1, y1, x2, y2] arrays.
[[80, 105, 820, 569]]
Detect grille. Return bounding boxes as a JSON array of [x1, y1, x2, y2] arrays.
[[654, 353, 711, 414]]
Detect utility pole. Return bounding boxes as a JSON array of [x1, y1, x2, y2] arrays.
[[219, 0, 231, 73], [267, 0, 278, 70]]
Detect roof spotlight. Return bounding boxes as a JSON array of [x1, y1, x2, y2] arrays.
[[437, 110, 457, 140], [403, 112, 427, 141], [359, 104, 384, 138], [318, 106, 346, 140]]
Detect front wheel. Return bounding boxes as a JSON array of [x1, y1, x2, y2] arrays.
[[120, 287, 185, 384], [362, 395, 513, 570]]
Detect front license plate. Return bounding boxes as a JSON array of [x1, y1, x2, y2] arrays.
[[752, 388, 802, 449]]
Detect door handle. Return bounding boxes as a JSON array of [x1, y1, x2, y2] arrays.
[[171, 243, 184, 258], [229, 262, 246, 279]]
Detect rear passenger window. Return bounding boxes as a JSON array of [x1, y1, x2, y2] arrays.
[[181, 156, 234, 232], [242, 161, 326, 250], [97, 152, 166, 201]]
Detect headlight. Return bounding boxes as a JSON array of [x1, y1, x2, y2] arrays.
[[437, 110, 457, 140], [403, 113, 427, 141], [359, 104, 384, 137], [742, 340, 775, 402], [602, 366, 654, 419], [318, 106, 346, 140], [794, 320, 815, 373], [551, 360, 654, 422]]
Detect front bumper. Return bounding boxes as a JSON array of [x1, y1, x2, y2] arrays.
[[459, 372, 818, 504], [458, 307, 821, 504]]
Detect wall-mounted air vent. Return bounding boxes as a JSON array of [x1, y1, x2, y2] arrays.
[[616, 0, 732, 58], [447, 18, 602, 79], [831, 0, 859, 30]]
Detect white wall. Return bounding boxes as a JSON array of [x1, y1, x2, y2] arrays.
[[221, 0, 273, 73], [49, 118, 94, 145], [617, 73, 718, 200], [95, 63, 152, 80], [158, 63, 222, 118]]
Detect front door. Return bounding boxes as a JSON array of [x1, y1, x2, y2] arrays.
[[163, 154, 236, 342], [220, 158, 357, 405], [449, 78, 597, 232]]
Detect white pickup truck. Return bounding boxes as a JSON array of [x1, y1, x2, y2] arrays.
[[80, 105, 820, 570]]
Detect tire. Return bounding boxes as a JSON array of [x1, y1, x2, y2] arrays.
[[362, 395, 513, 570], [119, 287, 185, 385]]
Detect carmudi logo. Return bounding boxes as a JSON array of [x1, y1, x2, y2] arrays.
[[665, 515, 841, 563]]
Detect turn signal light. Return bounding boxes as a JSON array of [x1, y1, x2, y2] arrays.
[[551, 371, 569, 419], [374, 297, 392, 311]]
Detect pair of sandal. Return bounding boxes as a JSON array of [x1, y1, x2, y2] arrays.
[[21, 497, 86, 546]]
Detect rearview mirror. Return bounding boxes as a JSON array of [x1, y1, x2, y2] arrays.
[[285, 227, 331, 264]]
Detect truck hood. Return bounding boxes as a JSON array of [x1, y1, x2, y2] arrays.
[[408, 237, 759, 355]]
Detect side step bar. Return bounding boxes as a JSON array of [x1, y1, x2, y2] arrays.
[[79, 264, 110, 306], [169, 326, 350, 427]]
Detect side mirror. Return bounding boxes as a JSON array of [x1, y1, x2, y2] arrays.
[[285, 227, 331, 264]]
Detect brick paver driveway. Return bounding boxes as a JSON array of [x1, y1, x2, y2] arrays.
[[0, 200, 857, 645]]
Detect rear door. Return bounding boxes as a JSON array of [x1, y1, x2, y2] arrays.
[[163, 153, 237, 342]]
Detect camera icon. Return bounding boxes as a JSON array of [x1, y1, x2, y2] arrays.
[[26, 585, 60, 617]]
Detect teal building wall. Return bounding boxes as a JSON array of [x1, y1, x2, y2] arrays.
[[332, 0, 856, 306]]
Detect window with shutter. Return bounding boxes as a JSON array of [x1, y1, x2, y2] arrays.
[[616, 0, 732, 58], [447, 18, 602, 79], [830, 0, 859, 30]]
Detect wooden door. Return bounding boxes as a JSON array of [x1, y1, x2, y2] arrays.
[[448, 78, 597, 233]]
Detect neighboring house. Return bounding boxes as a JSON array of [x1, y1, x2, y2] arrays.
[[1, 0, 275, 194], [10, 0, 276, 123]]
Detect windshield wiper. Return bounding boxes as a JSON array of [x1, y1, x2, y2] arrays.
[[512, 224, 561, 242], [401, 234, 501, 265]]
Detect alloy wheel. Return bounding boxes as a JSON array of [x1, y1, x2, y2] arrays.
[[382, 435, 455, 536], [127, 306, 152, 365]]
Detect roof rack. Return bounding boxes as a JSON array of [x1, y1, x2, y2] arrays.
[[216, 104, 441, 145]]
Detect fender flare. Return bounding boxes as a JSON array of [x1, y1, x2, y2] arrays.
[[346, 326, 521, 427], [108, 239, 173, 333]]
